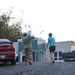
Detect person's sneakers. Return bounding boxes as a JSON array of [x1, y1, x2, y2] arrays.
[[28, 61, 32, 65], [53, 61, 55, 64]]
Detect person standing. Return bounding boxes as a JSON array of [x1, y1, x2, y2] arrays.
[[45, 33, 56, 64], [22, 32, 35, 65]]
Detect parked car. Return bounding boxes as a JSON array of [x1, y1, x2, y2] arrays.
[[62, 51, 75, 61], [0, 39, 16, 65]]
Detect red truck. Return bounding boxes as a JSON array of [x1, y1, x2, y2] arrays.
[[0, 39, 16, 65]]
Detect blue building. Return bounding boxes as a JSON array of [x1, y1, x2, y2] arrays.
[[18, 38, 46, 62]]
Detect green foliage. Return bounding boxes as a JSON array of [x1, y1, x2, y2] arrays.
[[0, 8, 22, 42]]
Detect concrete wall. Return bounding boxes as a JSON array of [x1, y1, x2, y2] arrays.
[[13, 39, 75, 62], [56, 41, 72, 52], [13, 42, 18, 56], [56, 41, 75, 52], [71, 42, 75, 52], [17, 38, 46, 62], [44, 41, 75, 62]]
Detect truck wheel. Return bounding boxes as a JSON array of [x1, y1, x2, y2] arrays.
[[4, 61, 7, 64], [11, 60, 16, 65]]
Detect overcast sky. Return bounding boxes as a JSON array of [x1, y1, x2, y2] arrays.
[[0, 0, 75, 42]]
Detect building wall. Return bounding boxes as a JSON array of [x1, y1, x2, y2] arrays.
[[44, 45, 50, 62], [56, 41, 72, 52], [17, 38, 46, 62], [44, 41, 75, 62], [13, 42, 18, 56], [13, 39, 75, 62], [71, 42, 75, 51], [37, 38, 46, 62]]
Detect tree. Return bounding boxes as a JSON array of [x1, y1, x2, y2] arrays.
[[0, 8, 23, 42]]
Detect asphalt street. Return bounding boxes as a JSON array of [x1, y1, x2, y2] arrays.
[[0, 62, 75, 75]]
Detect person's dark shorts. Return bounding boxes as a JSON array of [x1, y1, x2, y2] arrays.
[[49, 46, 56, 52]]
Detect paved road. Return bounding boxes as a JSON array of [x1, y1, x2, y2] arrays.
[[0, 62, 75, 75]]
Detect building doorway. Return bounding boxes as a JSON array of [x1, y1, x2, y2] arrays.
[[54, 49, 64, 62]]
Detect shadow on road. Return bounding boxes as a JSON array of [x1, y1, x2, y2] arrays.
[[0, 62, 13, 67]]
